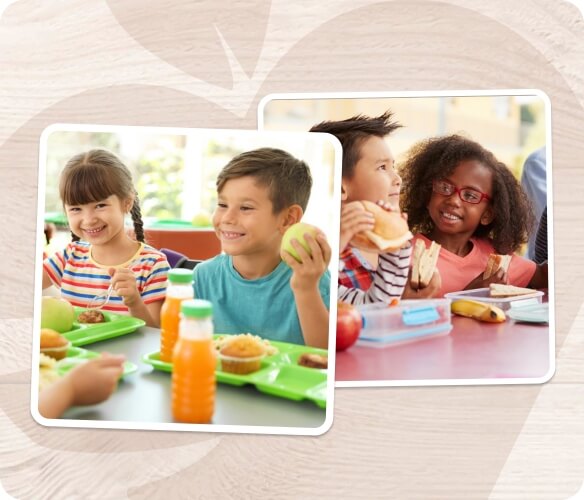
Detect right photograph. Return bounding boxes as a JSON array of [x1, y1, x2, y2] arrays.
[[259, 91, 554, 387]]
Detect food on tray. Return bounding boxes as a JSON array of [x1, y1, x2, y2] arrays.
[[350, 200, 413, 253], [489, 283, 538, 298], [411, 239, 441, 289], [218, 335, 267, 375], [77, 309, 106, 324], [41, 296, 75, 333], [483, 253, 511, 279], [214, 334, 278, 356], [40, 328, 70, 360], [39, 353, 60, 390], [451, 299, 506, 323], [298, 353, 328, 369]]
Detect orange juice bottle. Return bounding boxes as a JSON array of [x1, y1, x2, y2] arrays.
[[160, 269, 194, 362], [172, 299, 216, 424]]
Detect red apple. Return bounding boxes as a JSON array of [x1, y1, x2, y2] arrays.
[[336, 302, 362, 351]]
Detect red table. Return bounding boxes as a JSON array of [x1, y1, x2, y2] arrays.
[[335, 314, 551, 384]]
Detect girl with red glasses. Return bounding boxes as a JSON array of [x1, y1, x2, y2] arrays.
[[399, 135, 547, 296]]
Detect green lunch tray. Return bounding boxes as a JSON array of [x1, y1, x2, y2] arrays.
[[55, 346, 137, 378], [142, 337, 329, 408], [61, 308, 146, 347]]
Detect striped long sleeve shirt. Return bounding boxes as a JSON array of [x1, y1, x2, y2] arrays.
[[337, 242, 412, 305]]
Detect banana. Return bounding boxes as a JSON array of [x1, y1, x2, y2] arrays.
[[451, 299, 506, 323]]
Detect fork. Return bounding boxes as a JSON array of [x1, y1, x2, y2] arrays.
[[87, 283, 114, 310], [86, 261, 141, 310]]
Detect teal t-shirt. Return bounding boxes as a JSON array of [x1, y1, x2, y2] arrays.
[[193, 254, 331, 345]]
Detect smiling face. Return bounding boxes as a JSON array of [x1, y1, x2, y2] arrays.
[[342, 136, 401, 209], [213, 176, 290, 259], [427, 159, 494, 239], [65, 195, 131, 246]]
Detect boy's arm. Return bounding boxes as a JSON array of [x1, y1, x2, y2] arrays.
[[338, 243, 411, 305], [281, 232, 331, 349]]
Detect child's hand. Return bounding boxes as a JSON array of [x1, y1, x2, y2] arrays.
[[66, 353, 125, 407], [282, 231, 331, 293], [109, 267, 141, 307], [464, 267, 508, 291], [375, 200, 407, 222], [339, 201, 375, 252], [403, 270, 442, 299]]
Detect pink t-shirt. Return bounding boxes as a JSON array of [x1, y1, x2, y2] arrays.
[[412, 234, 536, 297]]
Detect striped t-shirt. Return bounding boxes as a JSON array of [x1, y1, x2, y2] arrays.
[[44, 241, 169, 313]]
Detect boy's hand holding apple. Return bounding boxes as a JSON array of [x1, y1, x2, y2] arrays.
[[281, 223, 331, 293]]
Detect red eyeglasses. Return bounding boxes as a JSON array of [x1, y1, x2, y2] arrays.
[[432, 180, 491, 204]]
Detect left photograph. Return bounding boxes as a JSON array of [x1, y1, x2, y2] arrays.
[[32, 125, 341, 435]]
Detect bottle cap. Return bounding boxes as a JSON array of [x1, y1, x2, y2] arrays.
[[167, 268, 194, 284], [181, 299, 213, 318]]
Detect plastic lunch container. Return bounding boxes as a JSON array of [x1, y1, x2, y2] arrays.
[[444, 287, 544, 312], [356, 299, 452, 348]]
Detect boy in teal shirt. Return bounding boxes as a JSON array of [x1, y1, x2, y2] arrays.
[[193, 148, 331, 348]]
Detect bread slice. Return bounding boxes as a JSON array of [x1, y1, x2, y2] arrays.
[[489, 283, 538, 298], [350, 201, 413, 253], [483, 254, 511, 279], [411, 240, 441, 289]]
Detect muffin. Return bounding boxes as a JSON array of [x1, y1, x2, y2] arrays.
[[219, 334, 266, 375], [77, 309, 106, 324], [40, 328, 70, 360]]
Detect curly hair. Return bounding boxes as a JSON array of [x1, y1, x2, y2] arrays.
[[309, 111, 402, 179], [399, 135, 535, 254]]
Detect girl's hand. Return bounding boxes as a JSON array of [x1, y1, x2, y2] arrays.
[[109, 267, 141, 307], [403, 270, 442, 299], [282, 232, 331, 293], [464, 267, 508, 291]]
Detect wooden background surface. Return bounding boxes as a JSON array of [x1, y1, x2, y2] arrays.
[[1, 1, 584, 498]]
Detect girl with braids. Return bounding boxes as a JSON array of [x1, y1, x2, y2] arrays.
[[43, 149, 169, 327], [400, 135, 548, 297]]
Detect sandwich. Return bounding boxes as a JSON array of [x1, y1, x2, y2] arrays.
[[411, 239, 441, 289], [489, 283, 538, 298], [483, 253, 511, 279], [350, 200, 413, 253]]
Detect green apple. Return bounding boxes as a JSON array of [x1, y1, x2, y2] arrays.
[[41, 296, 75, 333], [281, 222, 320, 263]]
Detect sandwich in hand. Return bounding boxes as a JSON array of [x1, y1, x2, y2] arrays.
[[483, 253, 511, 279], [489, 283, 538, 298], [350, 200, 413, 253], [411, 239, 441, 289]]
